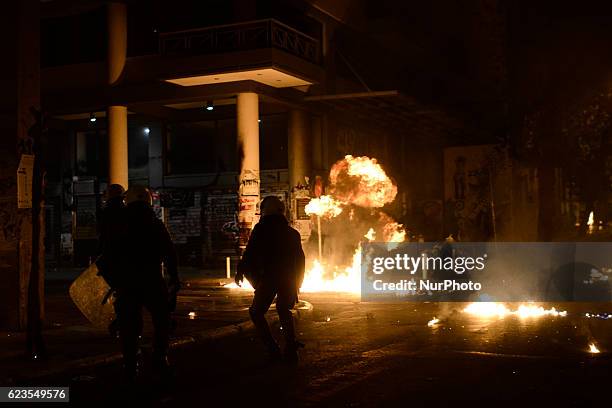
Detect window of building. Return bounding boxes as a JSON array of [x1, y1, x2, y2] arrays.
[[260, 113, 288, 170]]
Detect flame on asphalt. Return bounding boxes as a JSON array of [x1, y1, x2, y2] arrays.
[[463, 302, 568, 318], [588, 343, 601, 354]]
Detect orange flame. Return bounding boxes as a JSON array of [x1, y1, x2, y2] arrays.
[[329, 155, 397, 208], [463, 303, 567, 318], [364, 228, 376, 241], [304, 195, 344, 218], [227, 155, 405, 294]]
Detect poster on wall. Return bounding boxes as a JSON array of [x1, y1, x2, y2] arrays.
[[443, 145, 511, 241], [238, 195, 258, 248], [17, 154, 34, 209], [74, 195, 98, 240], [205, 194, 238, 256]]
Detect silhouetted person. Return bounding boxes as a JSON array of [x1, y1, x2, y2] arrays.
[[96, 184, 127, 337], [115, 186, 179, 380], [236, 196, 305, 363], [97, 184, 127, 289]]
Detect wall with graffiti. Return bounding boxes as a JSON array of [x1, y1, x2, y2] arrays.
[[444, 145, 512, 241]]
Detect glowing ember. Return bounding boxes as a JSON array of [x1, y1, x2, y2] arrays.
[[587, 211, 594, 226], [588, 343, 601, 354], [464, 302, 511, 318], [427, 317, 440, 327], [515, 304, 568, 318], [364, 228, 376, 241], [329, 155, 397, 208], [463, 303, 567, 318], [587, 211, 595, 234], [224, 280, 253, 290], [304, 195, 343, 218]]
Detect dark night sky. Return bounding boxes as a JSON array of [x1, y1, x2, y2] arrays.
[[352, 0, 612, 119]]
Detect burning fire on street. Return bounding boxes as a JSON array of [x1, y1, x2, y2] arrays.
[[226, 155, 603, 357], [588, 343, 601, 354], [228, 155, 404, 294], [463, 303, 568, 319]]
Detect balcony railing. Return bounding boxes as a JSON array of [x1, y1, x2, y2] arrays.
[[159, 19, 320, 65]]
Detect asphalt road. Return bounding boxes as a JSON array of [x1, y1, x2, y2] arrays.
[[26, 285, 612, 407]]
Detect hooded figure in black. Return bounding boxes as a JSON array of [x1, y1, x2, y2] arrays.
[[97, 184, 127, 289], [115, 186, 179, 380], [236, 196, 305, 363], [96, 184, 127, 338]]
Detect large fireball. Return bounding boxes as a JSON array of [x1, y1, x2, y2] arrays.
[[329, 155, 397, 208]]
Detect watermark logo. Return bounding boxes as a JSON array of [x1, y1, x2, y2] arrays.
[[361, 242, 612, 302]]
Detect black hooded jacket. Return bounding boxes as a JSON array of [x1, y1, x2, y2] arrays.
[[238, 214, 305, 292], [96, 197, 127, 287], [122, 201, 178, 288]]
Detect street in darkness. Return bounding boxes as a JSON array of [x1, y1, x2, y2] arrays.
[[18, 277, 612, 407], [3, 1, 612, 406]]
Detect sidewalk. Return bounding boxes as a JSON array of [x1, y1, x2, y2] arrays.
[[0, 271, 257, 385], [45, 266, 230, 282]]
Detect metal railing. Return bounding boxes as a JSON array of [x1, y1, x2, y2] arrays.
[[159, 19, 320, 64]]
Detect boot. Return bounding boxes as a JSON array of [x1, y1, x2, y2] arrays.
[[283, 340, 304, 365], [266, 342, 282, 364], [278, 309, 302, 364], [152, 352, 174, 382], [122, 357, 140, 384], [250, 308, 282, 363]]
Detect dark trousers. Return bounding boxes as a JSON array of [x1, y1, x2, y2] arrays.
[[249, 280, 297, 352], [115, 284, 170, 368]]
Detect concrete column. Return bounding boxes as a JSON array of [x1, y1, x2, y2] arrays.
[[106, 2, 128, 189], [288, 109, 312, 188], [288, 109, 313, 242], [107, 2, 127, 86], [236, 93, 260, 250], [107, 106, 128, 189]]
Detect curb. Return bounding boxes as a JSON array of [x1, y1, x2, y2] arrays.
[[6, 320, 257, 384], [8, 301, 313, 383]]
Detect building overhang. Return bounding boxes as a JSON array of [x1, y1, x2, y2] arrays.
[[43, 49, 323, 115], [165, 67, 312, 89]]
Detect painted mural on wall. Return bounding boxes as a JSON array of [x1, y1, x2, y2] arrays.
[[444, 145, 511, 241]]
